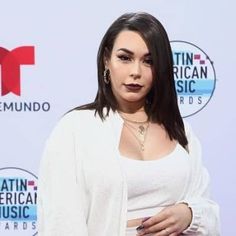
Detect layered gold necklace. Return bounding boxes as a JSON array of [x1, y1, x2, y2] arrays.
[[119, 113, 150, 151]]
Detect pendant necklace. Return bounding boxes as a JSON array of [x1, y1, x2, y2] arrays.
[[119, 113, 150, 151]]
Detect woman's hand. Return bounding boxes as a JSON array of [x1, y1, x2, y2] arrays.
[[136, 203, 192, 236]]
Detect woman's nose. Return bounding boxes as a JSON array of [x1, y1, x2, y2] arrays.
[[130, 61, 141, 79]]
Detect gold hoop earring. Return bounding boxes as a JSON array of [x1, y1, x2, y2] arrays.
[[103, 68, 110, 84]]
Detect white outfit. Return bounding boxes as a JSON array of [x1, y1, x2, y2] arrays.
[[120, 143, 190, 221], [120, 143, 191, 236], [37, 109, 220, 236]]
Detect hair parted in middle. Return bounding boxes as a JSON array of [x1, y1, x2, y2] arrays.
[[76, 12, 188, 148]]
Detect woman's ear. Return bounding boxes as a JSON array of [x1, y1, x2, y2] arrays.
[[104, 58, 108, 68], [103, 48, 110, 68], [103, 56, 109, 68]]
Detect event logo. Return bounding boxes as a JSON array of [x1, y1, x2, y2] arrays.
[[0, 46, 51, 112], [0, 167, 37, 235], [0, 46, 35, 96], [170, 41, 216, 117]]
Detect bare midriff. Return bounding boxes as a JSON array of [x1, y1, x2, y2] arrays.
[[127, 217, 145, 227]]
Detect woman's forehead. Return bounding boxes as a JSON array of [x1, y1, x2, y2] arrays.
[[112, 30, 150, 55]]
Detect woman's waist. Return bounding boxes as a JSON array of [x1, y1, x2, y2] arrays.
[[127, 218, 145, 227]]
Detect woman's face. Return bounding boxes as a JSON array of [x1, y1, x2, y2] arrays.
[[105, 30, 153, 108]]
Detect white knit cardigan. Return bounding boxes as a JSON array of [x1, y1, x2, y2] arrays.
[[37, 109, 220, 236]]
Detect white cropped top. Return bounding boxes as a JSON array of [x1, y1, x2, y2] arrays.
[[119, 143, 191, 220]]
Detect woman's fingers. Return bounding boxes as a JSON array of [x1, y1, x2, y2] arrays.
[[137, 219, 176, 236], [141, 219, 169, 234], [137, 203, 192, 235], [142, 209, 169, 227]]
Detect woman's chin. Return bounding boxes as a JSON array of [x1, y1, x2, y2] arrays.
[[121, 95, 146, 104]]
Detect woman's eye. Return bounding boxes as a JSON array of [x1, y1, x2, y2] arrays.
[[144, 58, 153, 65], [118, 55, 131, 61]]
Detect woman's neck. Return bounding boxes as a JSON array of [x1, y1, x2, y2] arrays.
[[117, 99, 146, 114], [117, 103, 148, 122]]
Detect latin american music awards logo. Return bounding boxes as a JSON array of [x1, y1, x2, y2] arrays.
[[0, 167, 38, 235], [0, 46, 50, 112], [170, 41, 216, 117]]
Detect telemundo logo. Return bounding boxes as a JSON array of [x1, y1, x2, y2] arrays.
[[170, 41, 216, 117], [0, 45, 51, 113]]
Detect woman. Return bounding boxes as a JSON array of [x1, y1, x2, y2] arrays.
[[37, 12, 220, 235]]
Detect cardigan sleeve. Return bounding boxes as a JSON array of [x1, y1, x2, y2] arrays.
[[37, 113, 89, 236], [178, 121, 220, 235]]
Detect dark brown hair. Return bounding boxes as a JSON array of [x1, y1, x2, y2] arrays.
[[76, 12, 188, 148]]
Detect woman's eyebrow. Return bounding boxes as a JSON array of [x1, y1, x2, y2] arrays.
[[117, 48, 150, 56], [117, 48, 134, 55]]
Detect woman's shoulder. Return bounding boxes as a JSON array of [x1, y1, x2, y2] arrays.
[[65, 108, 97, 120], [51, 108, 94, 130], [51, 107, 118, 141], [46, 109, 99, 146]]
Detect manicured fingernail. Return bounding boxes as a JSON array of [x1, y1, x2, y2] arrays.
[[136, 224, 144, 231]]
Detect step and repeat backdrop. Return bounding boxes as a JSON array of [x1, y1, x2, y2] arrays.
[[0, 0, 235, 235]]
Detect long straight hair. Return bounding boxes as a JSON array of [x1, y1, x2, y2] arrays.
[[76, 12, 188, 148]]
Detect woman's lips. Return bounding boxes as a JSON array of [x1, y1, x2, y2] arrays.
[[124, 83, 143, 91]]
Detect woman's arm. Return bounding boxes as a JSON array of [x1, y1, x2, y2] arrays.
[[179, 121, 220, 235], [37, 113, 88, 236]]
